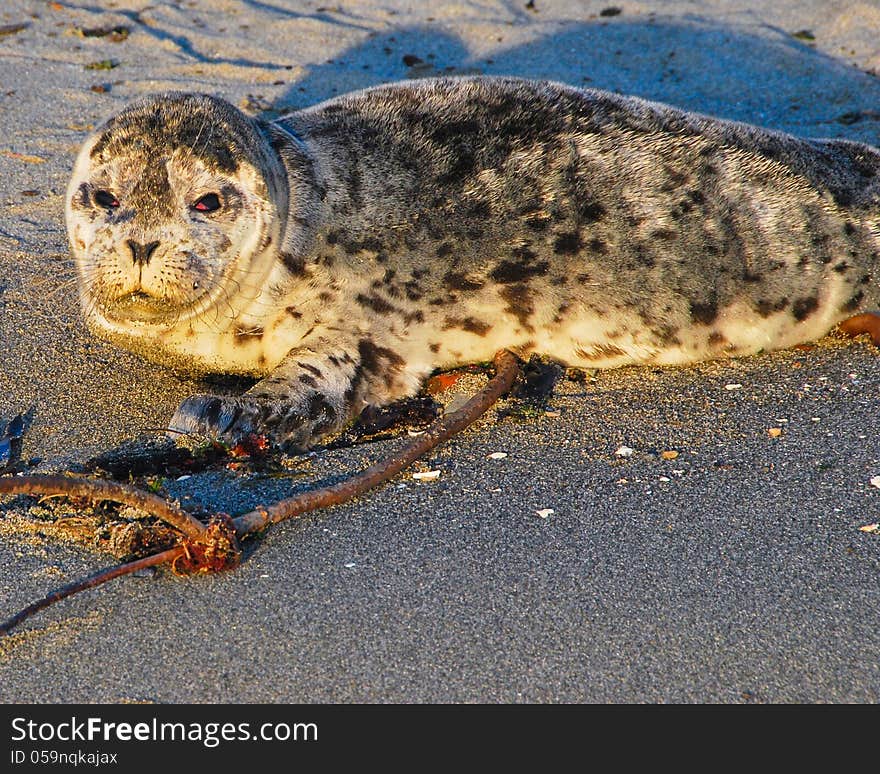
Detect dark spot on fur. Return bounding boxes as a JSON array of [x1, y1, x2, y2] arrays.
[[342, 235, 384, 256], [672, 200, 692, 219], [299, 362, 323, 377], [438, 151, 476, 186], [278, 252, 306, 276], [299, 374, 318, 387], [708, 332, 727, 346], [343, 365, 364, 406], [659, 328, 681, 346], [76, 182, 92, 207], [689, 301, 718, 325], [436, 242, 453, 258], [431, 119, 479, 143], [579, 201, 606, 223], [841, 290, 864, 313], [429, 342, 440, 353], [651, 228, 677, 241], [490, 260, 549, 284], [356, 293, 397, 315], [575, 343, 626, 361], [286, 307, 302, 319], [633, 246, 655, 268], [468, 200, 491, 219], [588, 237, 607, 254], [326, 230, 339, 245], [499, 284, 534, 332], [444, 271, 484, 291], [833, 262, 850, 273], [553, 231, 582, 255], [832, 189, 854, 207], [755, 297, 789, 317], [443, 316, 491, 336], [404, 310, 425, 325], [550, 276, 567, 286], [743, 269, 763, 282], [792, 295, 819, 321], [660, 165, 689, 192], [843, 221, 857, 236], [358, 339, 405, 387], [525, 215, 550, 231], [512, 245, 537, 262]]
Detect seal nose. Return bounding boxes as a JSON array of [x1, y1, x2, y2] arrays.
[[126, 239, 160, 266]]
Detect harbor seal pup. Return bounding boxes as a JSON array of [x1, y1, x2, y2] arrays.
[[66, 76, 880, 449]]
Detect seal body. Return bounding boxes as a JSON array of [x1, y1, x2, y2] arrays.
[[66, 77, 880, 447]]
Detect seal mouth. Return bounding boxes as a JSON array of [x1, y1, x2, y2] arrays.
[[104, 291, 182, 323]]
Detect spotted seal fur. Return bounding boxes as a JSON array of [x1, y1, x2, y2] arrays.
[[65, 76, 880, 448]]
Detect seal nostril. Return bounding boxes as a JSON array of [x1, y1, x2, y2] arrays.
[[127, 239, 161, 266]]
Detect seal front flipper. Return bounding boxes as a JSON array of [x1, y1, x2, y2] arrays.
[[168, 339, 365, 450]]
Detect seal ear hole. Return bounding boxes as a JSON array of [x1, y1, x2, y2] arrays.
[[94, 190, 119, 209], [192, 193, 221, 213]]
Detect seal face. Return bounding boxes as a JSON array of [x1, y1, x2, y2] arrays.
[[66, 77, 880, 448], [67, 93, 289, 353]]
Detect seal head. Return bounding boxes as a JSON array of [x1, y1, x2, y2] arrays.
[[66, 92, 288, 354]]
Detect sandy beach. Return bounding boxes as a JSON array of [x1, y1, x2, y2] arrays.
[[0, 0, 879, 702]]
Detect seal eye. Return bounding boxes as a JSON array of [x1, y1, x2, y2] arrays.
[[94, 190, 119, 209], [192, 193, 221, 213]]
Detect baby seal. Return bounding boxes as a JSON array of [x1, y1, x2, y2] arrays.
[[66, 76, 880, 448]]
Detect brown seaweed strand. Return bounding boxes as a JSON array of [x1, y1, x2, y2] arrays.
[[233, 349, 520, 536], [0, 546, 185, 636], [0, 474, 207, 538]]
